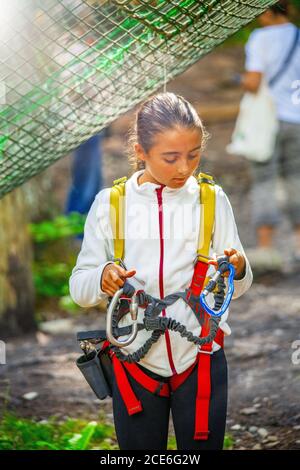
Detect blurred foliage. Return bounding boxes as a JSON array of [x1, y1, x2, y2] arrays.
[[0, 412, 234, 450], [29, 213, 85, 243], [29, 213, 86, 314], [32, 262, 72, 298], [223, 433, 234, 450], [292, 0, 300, 10], [0, 412, 116, 450], [58, 294, 82, 313]]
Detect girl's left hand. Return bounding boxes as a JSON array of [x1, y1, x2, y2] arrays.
[[208, 248, 246, 280]]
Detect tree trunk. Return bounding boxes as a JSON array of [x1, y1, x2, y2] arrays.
[[0, 188, 36, 338]]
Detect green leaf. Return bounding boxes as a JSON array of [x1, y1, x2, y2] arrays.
[[67, 421, 97, 450], [35, 441, 60, 450]]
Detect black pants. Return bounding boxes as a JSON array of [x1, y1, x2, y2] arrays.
[[112, 349, 228, 450]]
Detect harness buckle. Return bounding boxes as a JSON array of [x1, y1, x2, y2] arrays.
[[113, 176, 127, 186], [193, 253, 214, 266]]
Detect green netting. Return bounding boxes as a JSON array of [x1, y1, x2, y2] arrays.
[[0, 0, 277, 199]]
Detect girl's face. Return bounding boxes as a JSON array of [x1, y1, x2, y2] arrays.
[[135, 127, 202, 188]]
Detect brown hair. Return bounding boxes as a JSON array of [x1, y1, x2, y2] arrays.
[[270, 0, 289, 16], [126, 92, 210, 172]]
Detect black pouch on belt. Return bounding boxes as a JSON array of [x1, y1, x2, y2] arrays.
[[76, 347, 113, 400]]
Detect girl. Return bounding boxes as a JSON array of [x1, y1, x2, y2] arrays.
[[69, 92, 253, 450]]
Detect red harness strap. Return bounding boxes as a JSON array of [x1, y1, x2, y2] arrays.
[[123, 362, 170, 397], [102, 340, 143, 416], [169, 327, 224, 393], [170, 260, 211, 396], [194, 312, 214, 440], [105, 260, 225, 441], [169, 360, 198, 392], [111, 354, 142, 416], [109, 327, 223, 439], [188, 260, 226, 440]]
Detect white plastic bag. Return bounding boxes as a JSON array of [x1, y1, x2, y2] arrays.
[[226, 79, 279, 162]]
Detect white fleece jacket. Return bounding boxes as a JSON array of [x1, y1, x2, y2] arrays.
[[69, 170, 253, 377]]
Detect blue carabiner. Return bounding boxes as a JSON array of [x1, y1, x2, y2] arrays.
[[199, 264, 235, 317]]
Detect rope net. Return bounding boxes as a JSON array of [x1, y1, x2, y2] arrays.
[[0, 0, 276, 199]]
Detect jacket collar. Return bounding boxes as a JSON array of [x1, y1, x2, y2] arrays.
[[128, 170, 199, 198]]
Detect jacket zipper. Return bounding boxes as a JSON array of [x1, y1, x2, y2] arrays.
[[156, 186, 177, 376]]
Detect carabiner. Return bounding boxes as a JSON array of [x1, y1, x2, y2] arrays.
[[106, 287, 139, 347], [199, 256, 235, 317]]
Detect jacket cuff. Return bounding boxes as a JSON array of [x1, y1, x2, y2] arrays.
[[98, 261, 114, 298], [232, 257, 253, 299]]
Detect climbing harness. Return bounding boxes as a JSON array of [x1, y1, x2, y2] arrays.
[[76, 172, 236, 440], [105, 253, 234, 356]]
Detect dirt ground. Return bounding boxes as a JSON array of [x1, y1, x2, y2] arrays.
[[1, 269, 300, 450], [1, 44, 300, 450]]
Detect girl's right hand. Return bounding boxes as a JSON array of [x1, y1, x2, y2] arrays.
[[101, 263, 136, 297]]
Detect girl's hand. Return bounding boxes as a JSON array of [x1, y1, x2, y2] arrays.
[[208, 248, 246, 280], [224, 248, 246, 279], [101, 263, 136, 297]]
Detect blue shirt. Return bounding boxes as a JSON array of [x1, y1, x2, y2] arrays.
[[245, 23, 300, 124]]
